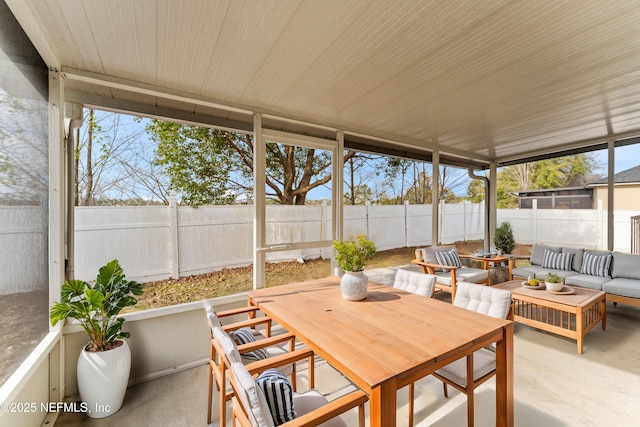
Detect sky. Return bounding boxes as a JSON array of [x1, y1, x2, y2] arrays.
[[82, 109, 640, 203], [592, 144, 640, 176]]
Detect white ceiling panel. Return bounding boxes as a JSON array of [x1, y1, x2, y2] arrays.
[[8, 0, 640, 167]]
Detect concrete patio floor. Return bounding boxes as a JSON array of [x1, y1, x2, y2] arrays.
[[54, 265, 640, 426]]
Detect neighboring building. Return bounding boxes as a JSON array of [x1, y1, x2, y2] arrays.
[[511, 187, 594, 209], [512, 165, 640, 210], [587, 165, 640, 210]]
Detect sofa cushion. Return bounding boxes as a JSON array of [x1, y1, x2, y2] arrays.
[[512, 265, 548, 279], [581, 252, 613, 278], [564, 274, 610, 291], [611, 252, 640, 280], [603, 278, 640, 299], [542, 249, 573, 271], [561, 247, 584, 272], [530, 244, 561, 266]]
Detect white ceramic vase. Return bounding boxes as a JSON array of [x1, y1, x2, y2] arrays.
[[77, 340, 131, 418], [340, 271, 368, 301]]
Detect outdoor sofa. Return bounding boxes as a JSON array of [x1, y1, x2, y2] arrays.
[[512, 243, 640, 306]]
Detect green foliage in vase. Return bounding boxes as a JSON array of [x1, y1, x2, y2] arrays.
[[332, 235, 377, 272], [545, 273, 562, 283]]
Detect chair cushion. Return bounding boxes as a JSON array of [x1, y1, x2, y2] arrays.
[[612, 252, 640, 280], [542, 249, 573, 271], [231, 362, 275, 427], [212, 327, 242, 365], [421, 245, 456, 264], [293, 390, 348, 427], [256, 369, 296, 425], [434, 268, 488, 286], [393, 269, 436, 297], [453, 282, 512, 320], [203, 301, 223, 329], [435, 249, 462, 267], [232, 328, 269, 361], [436, 348, 496, 386], [581, 252, 613, 278]]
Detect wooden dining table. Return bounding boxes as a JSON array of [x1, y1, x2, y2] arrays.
[[247, 277, 514, 427]]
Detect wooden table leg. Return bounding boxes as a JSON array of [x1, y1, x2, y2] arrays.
[[601, 297, 607, 331], [495, 323, 514, 427], [369, 380, 397, 427], [577, 306, 584, 354]]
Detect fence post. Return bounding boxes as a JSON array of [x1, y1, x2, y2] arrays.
[[404, 200, 409, 247], [365, 200, 370, 238], [170, 191, 179, 279], [532, 199, 538, 244]]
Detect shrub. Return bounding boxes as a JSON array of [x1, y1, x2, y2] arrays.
[[494, 221, 516, 254]]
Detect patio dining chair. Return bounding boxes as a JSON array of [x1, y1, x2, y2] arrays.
[[227, 359, 368, 427], [431, 282, 512, 427], [412, 246, 489, 302], [393, 268, 436, 297], [204, 300, 296, 425], [392, 268, 436, 425], [212, 325, 307, 427]]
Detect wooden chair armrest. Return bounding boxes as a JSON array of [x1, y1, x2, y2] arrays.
[[216, 305, 261, 318], [412, 260, 458, 270], [419, 261, 458, 271], [281, 390, 369, 427], [245, 348, 315, 374], [236, 332, 296, 353], [222, 317, 272, 333]]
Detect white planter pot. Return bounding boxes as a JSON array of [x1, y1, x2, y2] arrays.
[[77, 340, 131, 418], [340, 271, 368, 301]]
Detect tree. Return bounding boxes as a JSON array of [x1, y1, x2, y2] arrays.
[[496, 153, 599, 208], [466, 178, 485, 203], [75, 110, 169, 205], [148, 120, 357, 206]]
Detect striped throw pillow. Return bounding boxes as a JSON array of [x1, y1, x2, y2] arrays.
[[434, 249, 461, 267], [541, 249, 573, 271], [580, 252, 613, 278], [256, 368, 296, 425], [231, 328, 268, 361]]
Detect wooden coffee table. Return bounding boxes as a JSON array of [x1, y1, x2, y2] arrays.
[[495, 280, 606, 353]]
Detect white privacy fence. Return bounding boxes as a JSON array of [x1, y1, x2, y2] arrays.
[[2, 202, 639, 291]]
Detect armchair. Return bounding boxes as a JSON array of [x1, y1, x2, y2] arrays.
[[411, 245, 489, 301]]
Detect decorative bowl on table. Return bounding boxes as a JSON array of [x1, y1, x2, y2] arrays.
[[545, 281, 564, 292]]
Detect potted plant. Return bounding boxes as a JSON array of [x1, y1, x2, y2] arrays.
[[332, 235, 376, 301], [50, 259, 143, 418], [494, 221, 516, 255], [544, 272, 564, 292]]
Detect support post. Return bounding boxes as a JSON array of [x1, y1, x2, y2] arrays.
[[607, 140, 615, 251], [489, 162, 497, 251], [432, 151, 440, 246], [332, 131, 344, 275], [253, 114, 266, 288]]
